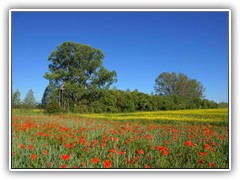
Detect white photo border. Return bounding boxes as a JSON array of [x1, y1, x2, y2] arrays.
[[9, 8, 231, 172]]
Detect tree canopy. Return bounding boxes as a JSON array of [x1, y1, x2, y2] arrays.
[[23, 89, 36, 108], [43, 41, 117, 111], [12, 89, 21, 108], [154, 72, 205, 100]]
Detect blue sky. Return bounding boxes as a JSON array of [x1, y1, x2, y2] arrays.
[[12, 11, 229, 103]]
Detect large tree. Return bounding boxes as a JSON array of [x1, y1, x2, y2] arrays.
[[43, 41, 117, 110], [41, 84, 54, 106], [154, 72, 205, 100]]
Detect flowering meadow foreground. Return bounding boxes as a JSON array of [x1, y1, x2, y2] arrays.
[[11, 109, 229, 169]]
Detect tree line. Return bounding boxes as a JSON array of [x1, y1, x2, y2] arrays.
[[12, 89, 38, 109], [12, 41, 228, 113], [12, 87, 225, 113]]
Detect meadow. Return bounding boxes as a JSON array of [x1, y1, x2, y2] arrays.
[[11, 108, 229, 169]]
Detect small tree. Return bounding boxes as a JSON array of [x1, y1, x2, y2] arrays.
[[12, 89, 21, 108], [23, 89, 36, 109]]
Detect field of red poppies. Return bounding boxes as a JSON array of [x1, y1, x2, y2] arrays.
[[11, 109, 229, 169]]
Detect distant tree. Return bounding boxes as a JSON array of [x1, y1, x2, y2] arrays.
[[154, 72, 205, 100], [12, 89, 21, 108], [23, 89, 36, 108], [44, 41, 117, 111], [201, 99, 218, 109], [218, 102, 228, 108]]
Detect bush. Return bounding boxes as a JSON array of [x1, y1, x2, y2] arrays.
[[44, 101, 61, 114]]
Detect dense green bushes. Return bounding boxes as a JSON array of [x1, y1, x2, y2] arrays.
[[52, 88, 218, 114], [13, 88, 220, 114]]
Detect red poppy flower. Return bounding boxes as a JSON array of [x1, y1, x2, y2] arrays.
[[163, 150, 168, 156], [61, 154, 69, 161], [20, 144, 25, 149], [198, 152, 208, 157], [104, 159, 111, 168], [185, 140, 192, 147], [31, 154, 37, 160], [126, 138, 130, 145], [30, 138, 34, 141], [101, 143, 105, 148], [137, 149, 144, 154], [210, 163, 215, 167], [117, 150, 126, 155], [204, 144, 213, 151], [47, 162, 51, 167], [82, 162, 86, 167], [109, 148, 116, 153], [43, 150, 48, 155], [199, 159, 204, 164], [29, 144, 34, 150], [127, 158, 135, 165], [146, 165, 151, 168], [147, 134, 153, 140], [61, 164, 67, 168], [65, 144, 71, 148], [92, 157, 99, 164], [204, 144, 210, 148]]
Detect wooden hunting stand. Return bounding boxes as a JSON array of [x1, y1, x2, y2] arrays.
[[59, 82, 64, 107]]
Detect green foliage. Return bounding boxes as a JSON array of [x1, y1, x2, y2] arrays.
[[12, 89, 21, 108], [23, 89, 36, 109], [201, 99, 218, 109], [44, 101, 62, 114], [43, 41, 117, 112], [41, 84, 54, 106], [42, 87, 219, 114], [154, 72, 205, 100], [218, 102, 228, 108]]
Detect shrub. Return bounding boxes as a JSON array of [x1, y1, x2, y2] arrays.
[[44, 101, 61, 114]]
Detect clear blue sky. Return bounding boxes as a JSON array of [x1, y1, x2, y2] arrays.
[[12, 11, 229, 103]]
